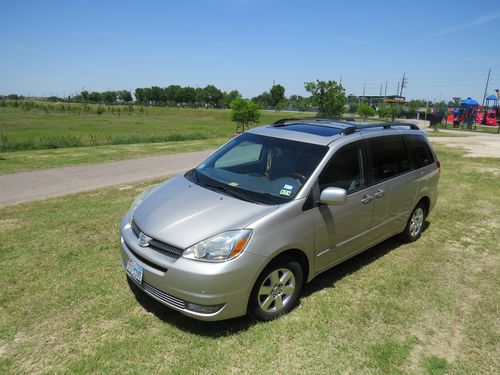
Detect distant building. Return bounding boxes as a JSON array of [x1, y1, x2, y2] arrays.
[[348, 94, 406, 109]]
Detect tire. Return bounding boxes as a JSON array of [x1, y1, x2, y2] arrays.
[[399, 203, 427, 243], [248, 257, 303, 321]]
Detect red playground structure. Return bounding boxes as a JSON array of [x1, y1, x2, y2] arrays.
[[447, 91, 500, 128]]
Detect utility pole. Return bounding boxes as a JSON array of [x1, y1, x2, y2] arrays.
[[482, 68, 491, 106], [399, 72, 407, 98], [362, 83, 366, 96], [339, 76, 342, 86], [378, 83, 383, 108], [397, 81, 400, 97]]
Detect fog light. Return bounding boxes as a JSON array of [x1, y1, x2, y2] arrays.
[[186, 302, 224, 314]]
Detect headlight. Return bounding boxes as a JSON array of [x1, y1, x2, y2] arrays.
[[128, 187, 154, 223], [183, 230, 252, 263]]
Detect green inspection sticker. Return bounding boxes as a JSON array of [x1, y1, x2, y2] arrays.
[[279, 189, 292, 197]]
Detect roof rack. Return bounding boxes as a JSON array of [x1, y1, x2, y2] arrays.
[[272, 117, 355, 126], [341, 122, 420, 135]]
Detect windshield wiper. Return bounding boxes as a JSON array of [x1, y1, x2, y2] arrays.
[[203, 183, 258, 203]]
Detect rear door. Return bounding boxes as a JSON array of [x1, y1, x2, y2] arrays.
[[365, 135, 418, 241]]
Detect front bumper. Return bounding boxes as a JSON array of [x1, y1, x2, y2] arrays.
[[119, 216, 267, 321]]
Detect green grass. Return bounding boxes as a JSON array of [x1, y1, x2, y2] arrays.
[[0, 138, 226, 175], [1, 145, 499, 374], [0, 106, 314, 151], [425, 131, 470, 137], [436, 122, 499, 134]]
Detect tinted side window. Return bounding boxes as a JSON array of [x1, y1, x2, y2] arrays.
[[405, 135, 435, 168], [368, 136, 410, 182], [319, 143, 365, 193]]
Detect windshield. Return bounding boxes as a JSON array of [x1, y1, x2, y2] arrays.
[[186, 133, 328, 204]]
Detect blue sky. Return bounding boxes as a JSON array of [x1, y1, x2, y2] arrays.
[[1, 0, 499, 102]]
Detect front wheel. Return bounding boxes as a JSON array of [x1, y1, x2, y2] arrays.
[[248, 257, 303, 321], [400, 204, 426, 243]]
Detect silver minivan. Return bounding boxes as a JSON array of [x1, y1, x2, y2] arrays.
[[119, 119, 440, 321]]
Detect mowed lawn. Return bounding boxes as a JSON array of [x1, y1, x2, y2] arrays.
[[0, 144, 498, 374]]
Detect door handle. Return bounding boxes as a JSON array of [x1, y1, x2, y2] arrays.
[[361, 195, 373, 204], [374, 189, 385, 198]]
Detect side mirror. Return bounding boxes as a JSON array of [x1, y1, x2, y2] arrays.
[[319, 187, 347, 205]]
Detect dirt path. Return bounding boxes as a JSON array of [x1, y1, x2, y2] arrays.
[[427, 130, 500, 158], [0, 149, 213, 207]]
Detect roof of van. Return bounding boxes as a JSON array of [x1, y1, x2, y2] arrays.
[[247, 118, 423, 146]]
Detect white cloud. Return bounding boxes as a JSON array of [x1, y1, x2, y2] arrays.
[[427, 12, 500, 38]]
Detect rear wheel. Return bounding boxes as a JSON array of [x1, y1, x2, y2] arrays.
[[400, 203, 426, 243], [248, 257, 303, 321]]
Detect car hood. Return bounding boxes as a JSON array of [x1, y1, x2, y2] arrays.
[[132, 175, 278, 249]]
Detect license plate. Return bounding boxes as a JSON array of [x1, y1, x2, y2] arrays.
[[126, 258, 143, 284]]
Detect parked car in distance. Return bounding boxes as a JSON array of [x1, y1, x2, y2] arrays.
[[119, 118, 440, 321]]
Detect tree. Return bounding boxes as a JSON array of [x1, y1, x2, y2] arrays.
[[269, 84, 285, 110], [81, 90, 90, 102], [180, 86, 196, 106], [149, 86, 162, 106], [287, 95, 310, 112], [222, 90, 241, 108], [304, 80, 346, 117], [88, 91, 102, 103], [134, 88, 145, 104], [407, 100, 421, 112], [358, 104, 376, 121], [251, 92, 272, 108], [119, 90, 132, 103], [378, 105, 398, 121], [230, 98, 260, 133], [102, 91, 117, 105], [203, 85, 223, 108]]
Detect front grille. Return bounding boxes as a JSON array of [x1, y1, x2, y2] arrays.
[[124, 241, 168, 273], [148, 238, 184, 259], [131, 220, 184, 259], [129, 276, 186, 310]]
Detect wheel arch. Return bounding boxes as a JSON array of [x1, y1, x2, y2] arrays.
[[416, 196, 430, 215]]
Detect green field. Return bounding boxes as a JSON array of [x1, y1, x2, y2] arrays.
[[1, 144, 498, 374], [0, 106, 315, 174], [0, 105, 314, 150]]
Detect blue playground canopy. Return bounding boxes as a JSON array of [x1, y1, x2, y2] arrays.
[[486, 94, 497, 101], [460, 97, 479, 107]]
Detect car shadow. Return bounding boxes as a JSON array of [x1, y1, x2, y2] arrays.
[[303, 220, 430, 297], [127, 221, 430, 337], [127, 277, 255, 337]]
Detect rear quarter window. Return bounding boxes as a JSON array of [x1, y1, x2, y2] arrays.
[[368, 136, 410, 182], [405, 135, 435, 168]]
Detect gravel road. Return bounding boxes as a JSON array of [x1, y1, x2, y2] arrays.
[[0, 149, 213, 207]]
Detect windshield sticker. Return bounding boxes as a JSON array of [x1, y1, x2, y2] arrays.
[[283, 184, 293, 190], [279, 188, 292, 197], [228, 182, 239, 187]]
